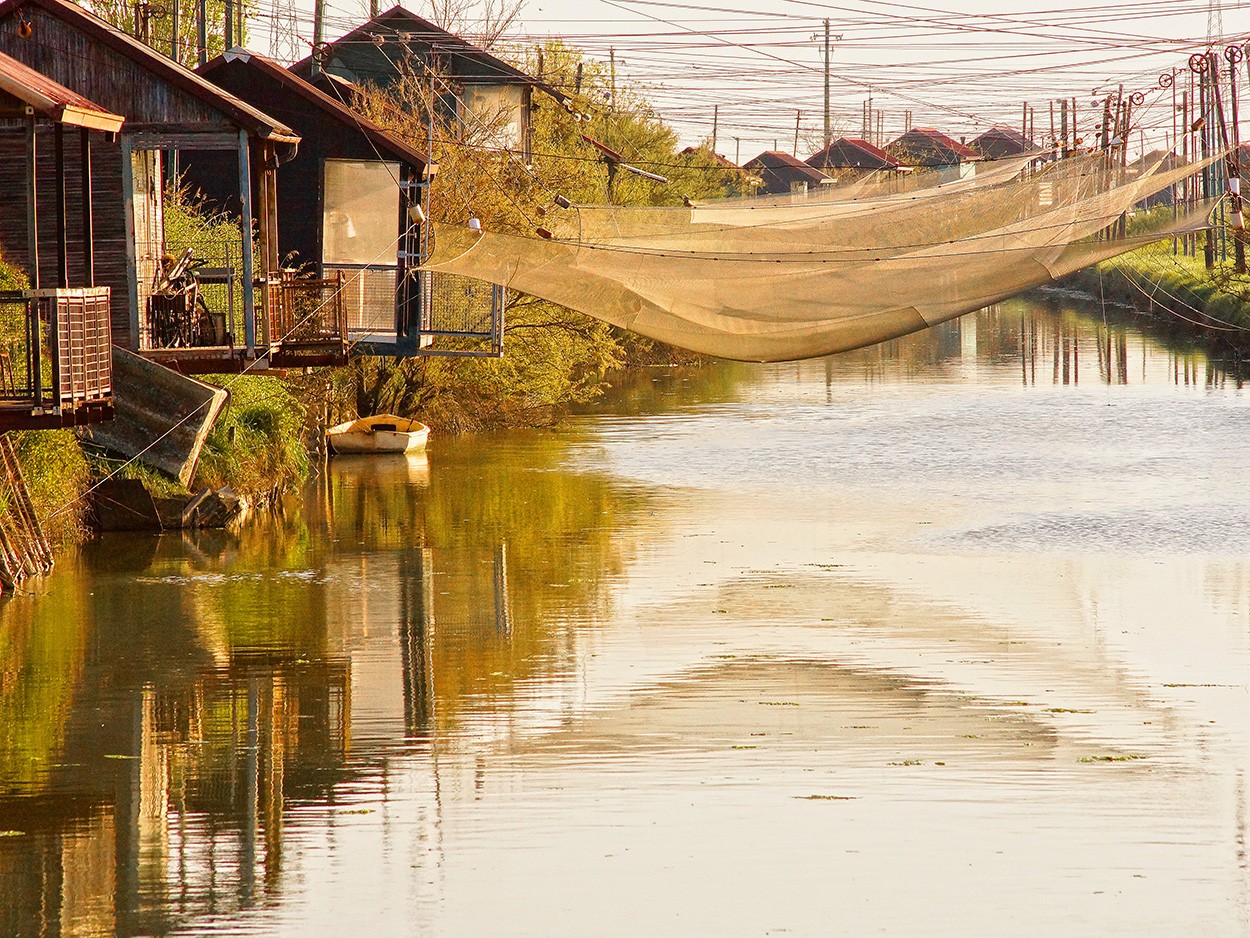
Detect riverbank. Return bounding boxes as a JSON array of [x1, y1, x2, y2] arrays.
[[1057, 243, 1250, 363]]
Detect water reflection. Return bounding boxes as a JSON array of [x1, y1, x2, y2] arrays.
[[1, 297, 1248, 935]]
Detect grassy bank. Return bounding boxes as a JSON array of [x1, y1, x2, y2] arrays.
[[1058, 242, 1250, 355]]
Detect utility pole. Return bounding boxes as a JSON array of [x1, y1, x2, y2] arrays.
[[196, 0, 206, 65], [793, 109, 801, 155], [170, 0, 179, 60], [810, 20, 840, 150], [734, 136, 740, 166], [609, 48, 616, 112], [224, 0, 233, 48], [311, 0, 326, 76], [823, 19, 831, 150], [711, 104, 718, 155], [1226, 45, 1246, 272]]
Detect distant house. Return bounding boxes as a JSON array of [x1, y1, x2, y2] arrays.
[[970, 125, 1041, 160], [743, 151, 833, 195], [290, 6, 565, 157], [806, 137, 900, 182], [1128, 150, 1189, 208], [680, 145, 738, 169], [887, 128, 980, 180]]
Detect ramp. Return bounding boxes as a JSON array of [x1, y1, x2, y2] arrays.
[[79, 348, 228, 486]]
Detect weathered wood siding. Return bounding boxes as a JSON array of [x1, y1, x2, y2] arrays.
[[0, 6, 227, 130], [0, 124, 134, 348]]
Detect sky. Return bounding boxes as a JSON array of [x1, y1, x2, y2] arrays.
[[251, 0, 1250, 160]]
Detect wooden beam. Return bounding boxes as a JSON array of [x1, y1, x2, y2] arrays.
[[26, 116, 39, 290], [81, 128, 94, 287], [238, 129, 256, 356], [120, 135, 140, 349], [54, 122, 68, 288]]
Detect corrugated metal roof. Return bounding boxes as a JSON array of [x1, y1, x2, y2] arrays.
[[0, 0, 299, 142], [0, 48, 123, 130], [201, 50, 428, 167]]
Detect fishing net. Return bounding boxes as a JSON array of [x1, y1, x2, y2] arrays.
[[424, 154, 1217, 362]]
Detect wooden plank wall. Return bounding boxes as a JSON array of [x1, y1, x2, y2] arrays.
[[0, 125, 135, 349]]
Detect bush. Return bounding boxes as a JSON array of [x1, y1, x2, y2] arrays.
[[12, 430, 92, 548], [193, 376, 309, 502]]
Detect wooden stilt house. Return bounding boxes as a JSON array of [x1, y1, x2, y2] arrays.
[[0, 50, 121, 428], [0, 0, 316, 374], [192, 50, 431, 360]]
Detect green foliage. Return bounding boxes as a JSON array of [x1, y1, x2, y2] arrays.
[[336, 39, 749, 428], [86, 0, 246, 68], [11, 431, 92, 549], [194, 376, 310, 501]]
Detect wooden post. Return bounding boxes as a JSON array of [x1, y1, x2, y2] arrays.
[[224, 0, 233, 48], [1227, 46, 1246, 272], [120, 136, 140, 347], [26, 116, 39, 291], [81, 128, 94, 286], [54, 122, 68, 288], [238, 129, 256, 356]]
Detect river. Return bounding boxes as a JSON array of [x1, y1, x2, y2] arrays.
[[2, 292, 1249, 936]]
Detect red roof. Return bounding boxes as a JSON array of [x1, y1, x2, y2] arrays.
[[807, 137, 899, 170], [0, 48, 122, 131]]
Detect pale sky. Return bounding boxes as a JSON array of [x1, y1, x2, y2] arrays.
[[253, 0, 1248, 159]]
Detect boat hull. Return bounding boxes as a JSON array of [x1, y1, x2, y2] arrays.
[[326, 416, 430, 455]]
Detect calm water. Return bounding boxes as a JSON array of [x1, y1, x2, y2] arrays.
[[3, 295, 1250, 936]]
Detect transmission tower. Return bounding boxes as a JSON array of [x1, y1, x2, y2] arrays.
[[269, 0, 301, 63], [1208, 0, 1224, 44]]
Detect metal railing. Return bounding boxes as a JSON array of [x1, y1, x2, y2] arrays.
[[419, 271, 505, 357], [0, 288, 112, 425]]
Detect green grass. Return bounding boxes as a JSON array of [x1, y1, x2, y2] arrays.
[[193, 375, 310, 502]]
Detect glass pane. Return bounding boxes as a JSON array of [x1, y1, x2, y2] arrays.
[[322, 160, 400, 265]]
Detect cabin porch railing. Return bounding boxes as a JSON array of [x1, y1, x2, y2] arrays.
[[267, 270, 348, 366], [0, 287, 113, 428]]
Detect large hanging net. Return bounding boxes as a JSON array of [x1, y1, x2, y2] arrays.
[[423, 154, 1216, 362]]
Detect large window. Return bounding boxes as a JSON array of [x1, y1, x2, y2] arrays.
[[322, 159, 401, 334]]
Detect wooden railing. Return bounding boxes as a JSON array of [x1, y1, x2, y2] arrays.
[[0, 288, 113, 429], [267, 270, 348, 367]]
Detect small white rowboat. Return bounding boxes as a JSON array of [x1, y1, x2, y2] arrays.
[[327, 415, 430, 455]]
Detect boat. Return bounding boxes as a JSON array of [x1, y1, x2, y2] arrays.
[[327, 415, 430, 455]]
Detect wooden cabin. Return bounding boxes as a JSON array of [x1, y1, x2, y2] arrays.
[[193, 50, 430, 358], [290, 5, 566, 160], [0, 0, 316, 374], [0, 50, 121, 429]]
